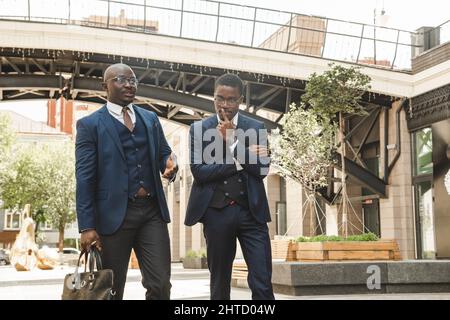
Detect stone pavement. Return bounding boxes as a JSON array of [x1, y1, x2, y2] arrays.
[[0, 263, 449, 300]]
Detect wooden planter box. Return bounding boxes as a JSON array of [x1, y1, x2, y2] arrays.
[[293, 240, 402, 261], [271, 238, 297, 260], [183, 257, 208, 269], [232, 260, 248, 281]]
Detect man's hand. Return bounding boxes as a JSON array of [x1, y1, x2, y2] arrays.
[[80, 230, 101, 253], [216, 109, 235, 143], [249, 145, 270, 157], [163, 152, 178, 181]]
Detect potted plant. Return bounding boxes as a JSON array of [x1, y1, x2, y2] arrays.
[[182, 249, 207, 269]]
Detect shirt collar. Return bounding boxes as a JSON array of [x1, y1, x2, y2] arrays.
[[216, 112, 239, 126], [106, 101, 134, 116]]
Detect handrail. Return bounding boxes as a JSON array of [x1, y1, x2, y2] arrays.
[[0, 0, 426, 70]]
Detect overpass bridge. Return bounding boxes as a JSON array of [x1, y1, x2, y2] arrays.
[[1, 0, 449, 202], [2, 0, 448, 128]]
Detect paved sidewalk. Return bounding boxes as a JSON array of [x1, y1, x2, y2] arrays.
[[0, 263, 208, 287], [1, 264, 450, 300]]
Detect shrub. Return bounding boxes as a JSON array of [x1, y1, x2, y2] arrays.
[[184, 249, 207, 258], [346, 233, 379, 241], [197, 248, 207, 258], [185, 250, 198, 258], [295, 233, 379, 243]]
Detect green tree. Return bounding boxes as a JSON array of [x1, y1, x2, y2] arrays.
[[301, 63, 371, 237], [0, 145, 49, 223], [0, 113, 15, 154], [0, 142, 76, 251], [0, 114, 16, 184], [41, 143, 76, 252]]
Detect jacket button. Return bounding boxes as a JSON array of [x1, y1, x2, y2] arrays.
[[238, 179, 242, 183], [223, 181, 228, 184], [225, 192, 229, 197], [240, 191, 245, 195]]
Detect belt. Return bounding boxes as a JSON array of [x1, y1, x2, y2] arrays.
[[129, 187, 152, 201], [135, 187, 149, 197], [228, 199, 249, 209], [129, 194, 153, 203]]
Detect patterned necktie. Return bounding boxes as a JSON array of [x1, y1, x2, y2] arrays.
[[122, 106, 134, 132]]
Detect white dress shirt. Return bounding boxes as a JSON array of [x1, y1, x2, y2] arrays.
[[106, 101, 136, 126], [217, 112, 243, 171]]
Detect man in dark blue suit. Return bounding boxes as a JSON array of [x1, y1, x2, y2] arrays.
[[75, 63, 177, 300], [185, 74, 274, 300]]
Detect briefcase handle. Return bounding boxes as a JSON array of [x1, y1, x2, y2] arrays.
[[72, 245, 115, 296], [75, 245, 103, 273]]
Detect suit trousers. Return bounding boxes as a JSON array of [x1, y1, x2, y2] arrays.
[[202, 204, 275, 300], [99, 197, 171, 300]]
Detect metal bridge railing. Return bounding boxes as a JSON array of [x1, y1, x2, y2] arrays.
[[0, 0, 426, 71]]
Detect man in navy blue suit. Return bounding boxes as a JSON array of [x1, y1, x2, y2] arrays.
[[75, 63, 177, 300], [185, 74, 275, 300]]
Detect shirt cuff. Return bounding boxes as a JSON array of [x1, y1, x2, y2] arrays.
[[234, 158, 244, 171], [80, 228, 95, 233]]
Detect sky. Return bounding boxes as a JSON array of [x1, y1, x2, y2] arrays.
[[0, 0, 449, 121]]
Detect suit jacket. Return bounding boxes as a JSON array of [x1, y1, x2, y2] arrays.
[[185, 113, 271, 226], [75, 105, 172, 235]]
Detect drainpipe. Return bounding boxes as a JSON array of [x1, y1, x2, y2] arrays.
[[383, 106, 389, 184], [387, 98, 408, 175]]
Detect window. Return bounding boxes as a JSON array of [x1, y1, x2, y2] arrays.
[[414, 128, 433, 176], [40, 221, 54, 231], [412, 127, 435, 259], [4, 210, 25, 230]]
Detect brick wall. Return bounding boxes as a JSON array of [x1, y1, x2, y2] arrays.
[[412, 42, 450, 73]]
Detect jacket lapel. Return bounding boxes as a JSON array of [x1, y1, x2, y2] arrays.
[[236, 112, 247, 131], [98, 105, 126, 161], [205, 115, 218, 130], [135, 106, 156, 163]]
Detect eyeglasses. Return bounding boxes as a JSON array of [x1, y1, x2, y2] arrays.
[[107, 76, 139, 87], [214, 96, 242, 105]]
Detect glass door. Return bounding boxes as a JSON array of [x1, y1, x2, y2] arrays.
[[363, 199, 380, 237], [414, 180, 436, 259], [412, 128, 435, 259]]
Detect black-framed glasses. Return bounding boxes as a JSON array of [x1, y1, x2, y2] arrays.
[[107, 76, 139, 87], [214, 96, 242, 105]]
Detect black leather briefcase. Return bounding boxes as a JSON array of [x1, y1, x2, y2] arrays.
[[62, 246, 115, 300]]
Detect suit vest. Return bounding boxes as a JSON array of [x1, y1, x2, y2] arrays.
[[208, 141, 249, 209], [112, 112, 156, 198]]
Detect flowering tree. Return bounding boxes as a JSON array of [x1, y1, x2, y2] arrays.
[[301, 63, 371, 237], [0, 142, 76, 251], [272, 103, 336, 235], [0, 113, 15, 154], [0, 114, 16, 183]]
